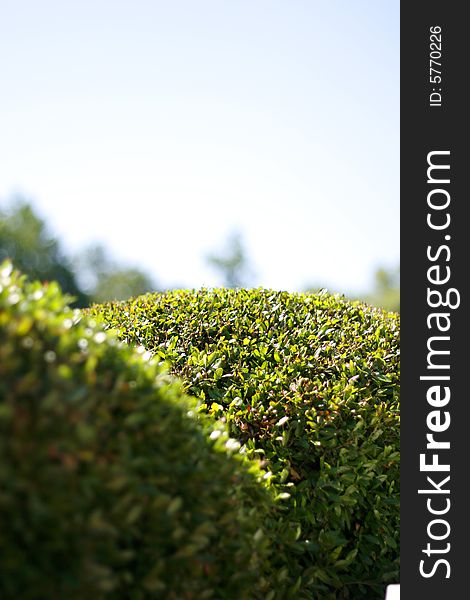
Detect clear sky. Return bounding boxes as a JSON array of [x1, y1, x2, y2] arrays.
[[0, 1, 399, 294]]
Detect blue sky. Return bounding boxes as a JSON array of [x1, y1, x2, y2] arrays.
[[0, 1, 399, 293]]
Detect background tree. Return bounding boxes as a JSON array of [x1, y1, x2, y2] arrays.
[[1, 197, 158, 306], [75, 243, 157, 303], [303, 264, 400, 313], [0, 198, 90, 307], [363, 265, 400, 312], [206, 231, 254, 288]]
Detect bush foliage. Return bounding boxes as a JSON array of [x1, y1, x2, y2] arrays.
[[0, 264, 274, 600], [92, 287, 400, 599]]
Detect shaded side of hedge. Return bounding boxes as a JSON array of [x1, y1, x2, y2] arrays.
[[0, 264, 274, 600], [92, 288, 400, 599]]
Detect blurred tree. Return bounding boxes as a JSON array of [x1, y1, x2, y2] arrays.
[[302, 264, 400, 313], [75, 243, 157, 303], [206, 231, 254, 288], [364, 265, 400, 312], [0, 198, 90, 307]]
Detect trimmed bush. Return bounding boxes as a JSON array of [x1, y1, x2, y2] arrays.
[[91, 287, 400, 599], [0, 263, 274, 600]]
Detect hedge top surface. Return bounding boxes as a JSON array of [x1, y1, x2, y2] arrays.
[[0, 265, 274, 599], [91, 288, 399, 457], [91, 287, 400, 598]]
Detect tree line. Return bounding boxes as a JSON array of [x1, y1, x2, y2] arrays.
[[0, 198, 156, 307], [1, 196, 399, 311]]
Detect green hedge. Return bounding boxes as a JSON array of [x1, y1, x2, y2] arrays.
[[0, 263, 274, 600], [91, 287, 400, 599]]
